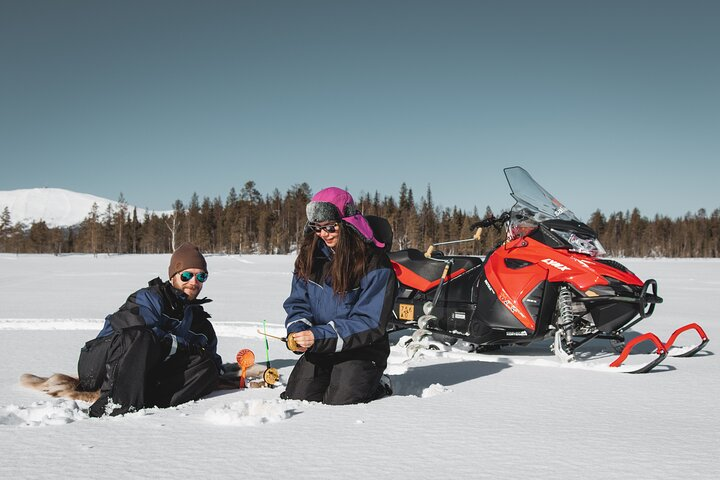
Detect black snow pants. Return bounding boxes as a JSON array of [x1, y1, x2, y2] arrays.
[[77, 326, 219, 417], [280, 350, 387, 405]]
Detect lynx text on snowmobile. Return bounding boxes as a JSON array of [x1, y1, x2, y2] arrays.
[[386, 166, 709, 373]]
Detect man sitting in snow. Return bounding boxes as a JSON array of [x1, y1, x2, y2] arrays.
[[22, 243, 223, 417]]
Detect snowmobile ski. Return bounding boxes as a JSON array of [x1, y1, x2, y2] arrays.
[[396, 331, 672, 374], [663, 322, 709, 357], [608, 332, 667, 373]]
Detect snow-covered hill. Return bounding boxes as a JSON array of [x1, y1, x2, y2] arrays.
[[0, 188, 163, 228]]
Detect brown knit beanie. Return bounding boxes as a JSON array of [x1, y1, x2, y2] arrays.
[[168, 243, 207, 279]]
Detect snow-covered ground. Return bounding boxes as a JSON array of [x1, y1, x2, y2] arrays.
[[0, 254, 717, 479]]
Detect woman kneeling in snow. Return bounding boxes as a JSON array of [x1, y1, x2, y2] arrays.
[[281, 187, 396, 405]]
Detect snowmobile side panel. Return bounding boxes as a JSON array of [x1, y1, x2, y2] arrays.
[[482, 252, 547, 330], [436, 265, 484, 303], [501, 237, 645, 291], [470, 268, 537, 338]]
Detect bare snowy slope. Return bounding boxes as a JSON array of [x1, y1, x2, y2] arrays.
[[0, 188, 162, 227]]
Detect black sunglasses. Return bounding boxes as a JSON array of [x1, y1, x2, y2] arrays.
[[178, 271, 209, 283], [308, 222, 340, 233]]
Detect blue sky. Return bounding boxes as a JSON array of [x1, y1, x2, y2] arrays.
[[1, 0, 718, 221]]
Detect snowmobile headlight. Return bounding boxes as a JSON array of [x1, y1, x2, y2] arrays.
[[506, 220, 537, 242], [551, 229, 607, 257]]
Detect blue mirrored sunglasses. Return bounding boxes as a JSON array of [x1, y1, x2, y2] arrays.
[[179, 271, 208, 283], [308, 222, 339, 233]]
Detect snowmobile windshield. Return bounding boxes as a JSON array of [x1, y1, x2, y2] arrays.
[[503, 166, 580, 240], [502, 167, 606, 257], [504, 166, 579, 223]]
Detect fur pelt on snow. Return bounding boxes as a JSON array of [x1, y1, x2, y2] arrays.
[[19, 373, 101, 403], [20, 363, 246, 403]]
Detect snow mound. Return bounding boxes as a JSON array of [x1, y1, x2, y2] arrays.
[[421, 384, 452, 398], [205, 399, 297, 426], [0, 399, 88, 426]]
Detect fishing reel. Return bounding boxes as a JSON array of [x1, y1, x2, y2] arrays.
[[236, 349, 280, 389]]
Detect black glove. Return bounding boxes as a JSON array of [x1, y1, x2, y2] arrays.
[[186, 342, 206, 356], [159, 334, 173, 358]]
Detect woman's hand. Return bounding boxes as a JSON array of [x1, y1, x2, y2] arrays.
[[291, 330, 315, 352]]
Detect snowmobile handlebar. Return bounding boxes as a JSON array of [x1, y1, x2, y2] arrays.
[[470, 212, 510, 231], [426, 227, 483, 255], [423, 213, 509, 259]]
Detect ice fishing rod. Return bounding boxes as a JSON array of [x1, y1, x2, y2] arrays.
[[258, 321, 281, 384], [262, 320, 272, 367], [256, 328, 301, 352]]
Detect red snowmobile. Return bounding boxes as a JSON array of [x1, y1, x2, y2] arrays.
[[385, 166, 708, 373]]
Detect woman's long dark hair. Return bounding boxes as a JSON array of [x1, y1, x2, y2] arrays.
[[294, 222, 370, 295]]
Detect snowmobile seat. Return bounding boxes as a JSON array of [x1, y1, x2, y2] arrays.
[[389, 248, 446, 278], [366, 215, 393, 253], [389, 249, 483, 292]]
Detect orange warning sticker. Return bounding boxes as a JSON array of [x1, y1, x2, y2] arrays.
[[399, 304, 415, 321]]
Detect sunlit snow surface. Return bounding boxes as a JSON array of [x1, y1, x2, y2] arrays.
[[0, 254, 717, 479]]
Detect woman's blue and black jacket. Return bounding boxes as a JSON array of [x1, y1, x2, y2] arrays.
[[283, 243, 398, 364], [96, 278, 223, 373]]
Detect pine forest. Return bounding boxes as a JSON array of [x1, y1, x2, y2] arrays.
[[1, 181, 718, 258]]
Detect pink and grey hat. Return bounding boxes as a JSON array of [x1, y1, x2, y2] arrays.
[[306, 187, 384, 248]]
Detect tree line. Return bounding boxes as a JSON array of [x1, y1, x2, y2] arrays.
[[1, 181, 718, 257]]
